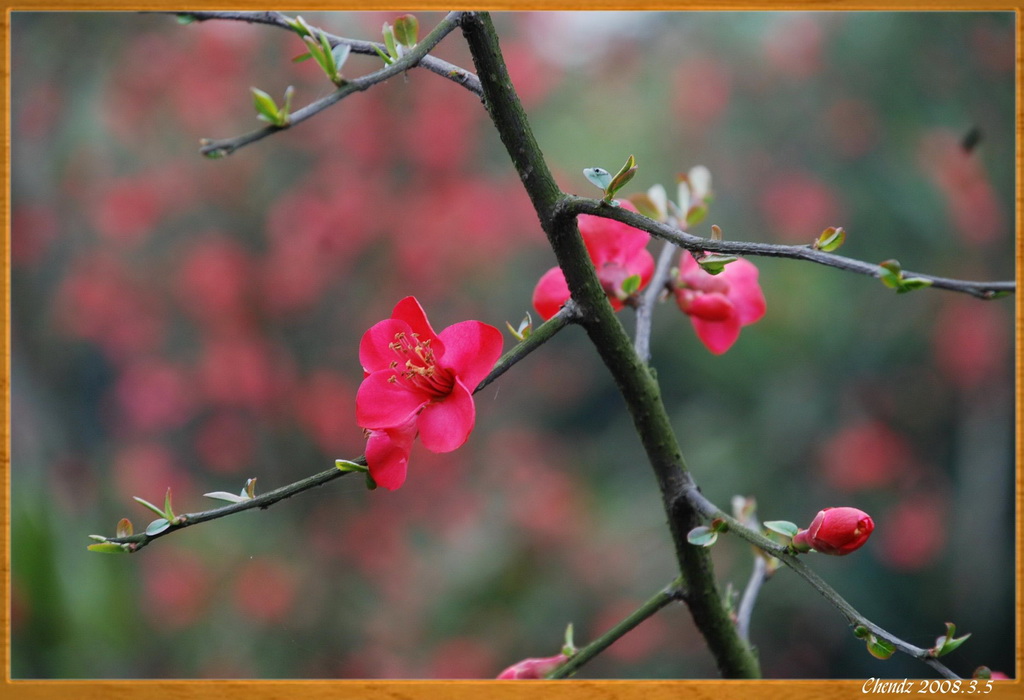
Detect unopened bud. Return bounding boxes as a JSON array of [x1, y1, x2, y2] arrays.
[[497, 653, 569, 679], [792, 507, 874, 556]]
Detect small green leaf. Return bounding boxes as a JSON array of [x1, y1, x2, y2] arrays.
[[984, 289, 1011, 299], [282, 86, 294, 117], [145, 518, 171, 536], [337, 459, 369, 474], [866, 637, 895, 660], [710, 518, 730, 533], [506, 313, 533, 341], [814, 226, 846, 252], [175, 14, 196, 25], [331, 43, 352, 72], [133, 496, 167, 519], [936, 633, 971, 657], [611, 154, 636, 183], [204, 491, 248, 504], [373, 44, 394, 65], [685, 204, 708, 227], [163, 488, 175, 519], [288, 15, 313, 37], [687, 526, 718, 547], [116, 518, 134, 538], [764, 521, 799, 539], [584, 167, 612, 191], [89, 543, 130, 554], [607, 166, 638, 196], [382, 22, 398, 59], [878, 259, 903, 289], [897, 277, 933, 293], [562, 622, 576, 655], [620, 274, 642, 296], [251, 87, 281, 124], [697, 254, 738, 275], [852, 625, 871, 639], [291, 52, 313, 63], [607, 155, 638, 196], [394, 14, 419, 48], [365, 472, 378, 490]]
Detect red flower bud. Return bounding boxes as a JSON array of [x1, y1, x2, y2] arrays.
[[792, 507, 874, 555], [496, 653, 568, 679]]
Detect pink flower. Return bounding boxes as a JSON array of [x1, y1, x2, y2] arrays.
[[356, 297, 503, 490], [674, 254, 766, 354], [793, 507, 875, 556], [497, 653, 569, 679], [533, 202, 655, 320]]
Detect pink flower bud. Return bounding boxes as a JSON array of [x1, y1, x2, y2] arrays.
[[496, 653, 568, 679], [792, 507, 874, 556]]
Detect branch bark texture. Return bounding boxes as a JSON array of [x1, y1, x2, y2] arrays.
[[461, 11, 761, 679]]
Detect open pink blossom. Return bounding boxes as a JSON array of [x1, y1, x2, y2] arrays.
[[356, 297, 503, 490], [497, 653, 569, 679], [674, 254, 766, 354], [533, 202, 655, 320]]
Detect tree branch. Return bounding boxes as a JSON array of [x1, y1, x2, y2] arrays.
[[461, 10, 761, 679], [683, 486, 961, 679], [96, 308, 573, 552], [561, 196, 1015, 300], [193, 11, 472, 158], [634, 239, 677, 363]]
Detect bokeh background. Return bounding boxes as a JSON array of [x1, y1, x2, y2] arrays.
[[10, 11, 1016, 679]]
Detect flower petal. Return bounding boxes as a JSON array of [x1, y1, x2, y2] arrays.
[[391, 296, 441, 343], [580, 202, 649, 265], [721, 259, 766, 325], [532, 267, 571, 321], [356, 370, 427, 429], [417, 379, 475, 453], [438, 320, 504, 392], [690, 314, 742, 355], [358, 318, 411, 374], [365, 423, 416, 490]]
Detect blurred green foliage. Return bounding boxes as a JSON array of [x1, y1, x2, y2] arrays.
[[10, 11, 1015, 679]]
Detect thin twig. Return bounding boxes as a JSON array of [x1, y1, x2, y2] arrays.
[[735, 555, 767, 644], [560, 196, 1015, 300], [547, 578, 685, 679], [193, 12, 471, 158], [634, 239, 677, 363], [99, 308, 575, 552], [734, 505, 771, 645], [173, 10, 482, 96]]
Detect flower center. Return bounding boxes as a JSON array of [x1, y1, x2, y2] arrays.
[[387, 331, 454, 398]]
